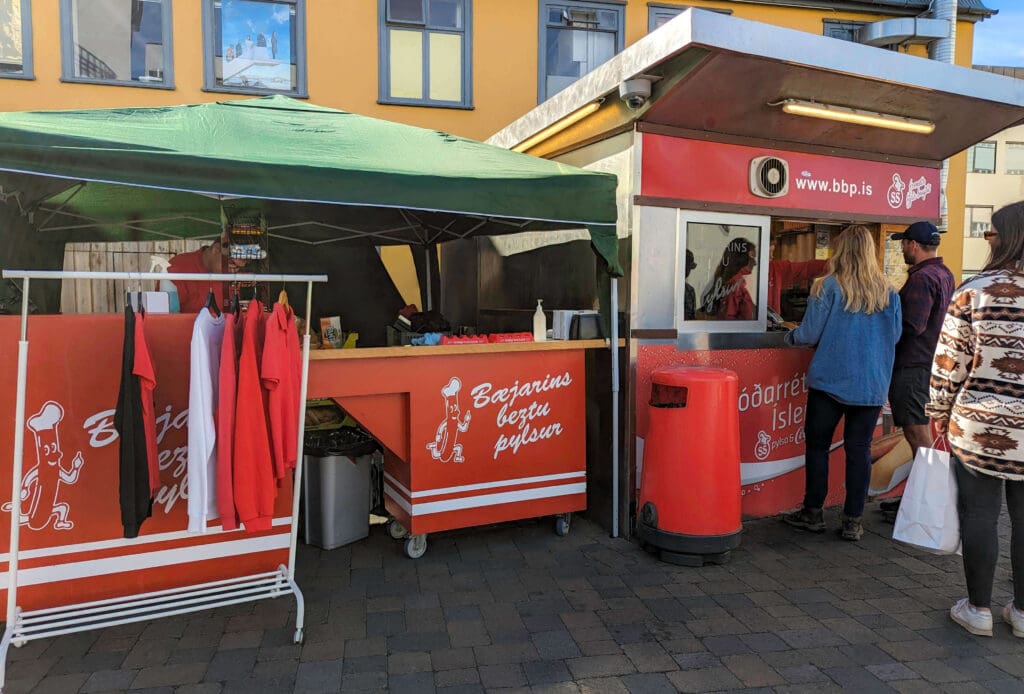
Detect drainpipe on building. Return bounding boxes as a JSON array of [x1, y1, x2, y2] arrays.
[[929, 0, 958, 232]]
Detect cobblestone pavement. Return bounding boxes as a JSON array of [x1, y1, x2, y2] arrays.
[[8, 502, 1024, 693]]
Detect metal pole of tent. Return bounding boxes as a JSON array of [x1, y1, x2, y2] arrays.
[[0, 278, 32, 686], [610, 278, 620, 538], [425, 253, 433, 311]]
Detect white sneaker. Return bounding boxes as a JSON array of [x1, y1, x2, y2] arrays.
[[950, 598, 993, 637], [1003, 602, 1024, 638]]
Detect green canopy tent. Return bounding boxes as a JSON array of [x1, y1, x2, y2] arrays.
[[0, 95, 620, 275], [0, 95, 625, 544]]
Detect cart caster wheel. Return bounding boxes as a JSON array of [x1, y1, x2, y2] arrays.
[[293, 628, 304, 645], [388, 520, 408, 540], [404, 534, 427, 559], [554, 513, 572, 537]]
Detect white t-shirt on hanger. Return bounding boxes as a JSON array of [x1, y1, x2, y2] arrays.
[[188, 307, 226, 533]]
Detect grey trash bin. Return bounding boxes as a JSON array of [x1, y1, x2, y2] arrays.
[[302, 429, 377, 550]]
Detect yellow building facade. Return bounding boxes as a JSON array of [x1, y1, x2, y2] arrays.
[[0, 0, 992, 279]]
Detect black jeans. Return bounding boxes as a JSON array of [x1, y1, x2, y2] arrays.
[[955, 455, 1024, 609], [803, 388, 881, 518]]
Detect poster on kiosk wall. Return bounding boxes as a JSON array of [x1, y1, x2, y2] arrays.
[[0, 315, 292, 611]]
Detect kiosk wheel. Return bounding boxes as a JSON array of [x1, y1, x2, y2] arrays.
[[404, 534, 427, 559], [388, 519, 408, 540], [554, 513, 572, 537]]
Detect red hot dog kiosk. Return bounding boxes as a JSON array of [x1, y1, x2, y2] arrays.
[[488, 8, 1024, 531]]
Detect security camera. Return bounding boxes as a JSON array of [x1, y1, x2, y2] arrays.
[[619, 78, 652, 110]]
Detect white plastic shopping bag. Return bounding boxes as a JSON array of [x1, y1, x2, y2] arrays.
[[892, 439, 961, 555]]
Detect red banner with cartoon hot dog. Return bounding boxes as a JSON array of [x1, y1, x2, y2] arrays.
[[308, 349, 588, 536], [636, 345, 910, 518], [0, 315, 292, 612]]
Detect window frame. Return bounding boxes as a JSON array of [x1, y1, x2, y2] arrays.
[[201, 0, 308, 97], [965, 205, 994, 239], [1, 0, 33, 80], [967, 140, 997, 174], [1005, 141, 1024, 175], [377, 0, 474, 109], [59, 0, 174, 89], [822, 19, 865, 43], [647, 4, 730, 33], [538, 0, 625, 104], [677, 209, 771, 334]]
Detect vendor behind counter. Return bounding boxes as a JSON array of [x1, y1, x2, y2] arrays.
[[168, 238, 246, 312], [691, 233, 828, 326], [768, 236, 828, 322]]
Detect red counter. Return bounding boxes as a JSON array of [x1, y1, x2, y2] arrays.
[[308, 341, 609, 544]]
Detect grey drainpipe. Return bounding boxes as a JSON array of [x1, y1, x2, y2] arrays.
[[929, 0, 958, 232]]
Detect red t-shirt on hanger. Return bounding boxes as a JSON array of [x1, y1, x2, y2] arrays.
[[133, 311, 160, 495], [233, 301, 276, 532], [262, 302, 301, 479]]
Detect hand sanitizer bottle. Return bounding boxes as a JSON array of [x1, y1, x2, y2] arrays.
[[533, 299, 546, 342]]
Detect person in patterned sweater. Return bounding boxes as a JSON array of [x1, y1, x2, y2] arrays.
[[928, 200, 1024, 639]]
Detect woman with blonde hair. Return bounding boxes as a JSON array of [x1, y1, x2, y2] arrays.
[[782, 225, 902, 541]]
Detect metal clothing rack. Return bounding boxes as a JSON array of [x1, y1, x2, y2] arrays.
[[0, 270, 328, 692]]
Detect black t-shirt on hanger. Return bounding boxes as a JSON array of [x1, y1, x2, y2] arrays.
[[114, 304, 152, 538]]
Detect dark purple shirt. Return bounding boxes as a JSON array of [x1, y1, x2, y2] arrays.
[[894, 256, 954, 369]]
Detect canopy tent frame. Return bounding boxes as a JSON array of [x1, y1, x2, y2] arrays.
[[22, 189, 594, 250]]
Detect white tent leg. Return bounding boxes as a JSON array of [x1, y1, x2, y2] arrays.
[[610, 277, 620, 539]]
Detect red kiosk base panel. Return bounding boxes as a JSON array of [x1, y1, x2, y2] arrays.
[[309, 349, 589, 558]]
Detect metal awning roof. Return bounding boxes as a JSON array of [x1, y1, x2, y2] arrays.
[[735, 0, 994, 18], [489, 9, 1024, 164]]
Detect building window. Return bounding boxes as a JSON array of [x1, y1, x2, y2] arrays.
[[1006, 142, 1024, 175], [378, 0, 472, 108], [965, 206, 993, 239], [60, 0, 173, 87], [540, 1, 623, 102], [823, 20, 865, 42], [967, 141, 996, 174], [648, 5, 731, 33], [0, 0, 32, 78], [203, 0, 306, 96]]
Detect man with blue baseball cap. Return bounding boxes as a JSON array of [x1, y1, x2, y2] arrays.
[[881, 220, 954, 521]]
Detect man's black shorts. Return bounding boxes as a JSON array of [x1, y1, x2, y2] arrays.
[[889, 366, 930, 427]]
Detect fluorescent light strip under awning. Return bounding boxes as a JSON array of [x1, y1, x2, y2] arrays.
[[778, 99, 935, 135]]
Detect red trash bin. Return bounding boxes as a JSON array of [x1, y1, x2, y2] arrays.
[[638, 366, 742, 566]]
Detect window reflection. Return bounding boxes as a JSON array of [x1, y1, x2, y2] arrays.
[[687, 222, 761, 321]]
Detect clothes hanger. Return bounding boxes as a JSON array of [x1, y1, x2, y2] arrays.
[[278, 283, 289, 309], [230, 287, 240, 315], [205, 288, 221, 317]]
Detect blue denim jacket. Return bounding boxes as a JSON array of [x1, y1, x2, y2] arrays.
[[785, 276, 902, 406]]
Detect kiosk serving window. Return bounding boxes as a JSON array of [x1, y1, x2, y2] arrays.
[[677, 210, 770, 333]]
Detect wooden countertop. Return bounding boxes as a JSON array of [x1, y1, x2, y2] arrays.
[[308, 338, 622, 360]]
